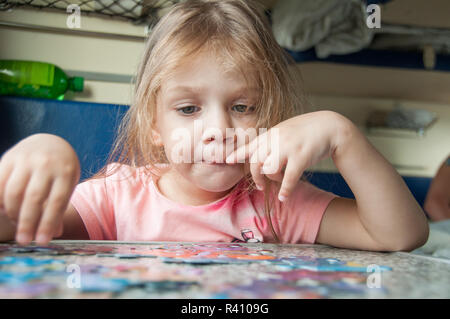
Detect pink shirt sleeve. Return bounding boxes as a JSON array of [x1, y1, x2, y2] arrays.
[[275, 181, 337, 244], [70, 176, 117, 240]]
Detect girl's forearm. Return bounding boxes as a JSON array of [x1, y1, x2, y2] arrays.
[[332, 119, 429, 250]]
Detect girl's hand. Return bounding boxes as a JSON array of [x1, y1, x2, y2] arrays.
[[0, 134, 80, 245], [226, 111, 354, 201]]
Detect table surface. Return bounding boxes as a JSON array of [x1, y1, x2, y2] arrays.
[[0, 240, 449, 299]]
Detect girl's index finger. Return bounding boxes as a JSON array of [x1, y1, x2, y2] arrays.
[[225, 145, 243, 163], [226, 136, 258, 164]]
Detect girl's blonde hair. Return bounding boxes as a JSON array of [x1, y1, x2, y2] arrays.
[[102, 0, 308, 243]]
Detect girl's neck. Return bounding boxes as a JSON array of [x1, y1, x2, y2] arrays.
[[156, 168, 234, 206]]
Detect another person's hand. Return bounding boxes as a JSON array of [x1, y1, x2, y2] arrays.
[[0, 134, 80, 245], [424, 156, 450, 221]]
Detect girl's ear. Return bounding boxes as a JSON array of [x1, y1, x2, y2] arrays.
[[151, 129, 164, 147]]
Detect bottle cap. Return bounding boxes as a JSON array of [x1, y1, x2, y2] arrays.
[[69, 77, 84, 92]]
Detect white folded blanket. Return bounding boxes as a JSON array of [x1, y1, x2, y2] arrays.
[[413, 220, 450, 260], [271, 0, 374, 58]]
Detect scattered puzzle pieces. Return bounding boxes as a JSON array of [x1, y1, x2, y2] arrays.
[[0, 256, 65, 267], [0, 242, 393, 298], [0, 282, 58, 298]]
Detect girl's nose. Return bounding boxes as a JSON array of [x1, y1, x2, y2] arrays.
[[202, 107, 233, 144], [200, 107, 235, 161]]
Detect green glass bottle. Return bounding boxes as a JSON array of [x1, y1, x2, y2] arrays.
[[0, 60, 84, 100]]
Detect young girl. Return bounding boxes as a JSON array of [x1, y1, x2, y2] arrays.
[[0, 0, 428, 251]]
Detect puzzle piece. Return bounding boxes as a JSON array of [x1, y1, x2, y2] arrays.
[[161, 257, 253, 265], [7, 244, 115, 256], [78, 264, 109, 274], [79, 275, 131, 293], [213, 279, 324, 299], [0, 282, 58, 298], [262, 257, 392, 272], [214, 270, 375, 299], [0, 271, 44, 284], [0, 257, 65, 267], [143, 280, 199, 293]]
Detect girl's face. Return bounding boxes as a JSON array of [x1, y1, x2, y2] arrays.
[[153, 50, 258, 195]]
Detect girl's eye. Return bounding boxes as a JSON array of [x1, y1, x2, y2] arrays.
[[177, 106, 199, 115], [233, 104, 255, 113]]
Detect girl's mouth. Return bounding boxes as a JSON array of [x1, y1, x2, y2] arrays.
[[201, 161, 227, 166]]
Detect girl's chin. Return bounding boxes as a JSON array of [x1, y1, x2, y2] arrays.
[[192, 166, 244, 192], [196, 161, 230, 167], [193, 162, 242, 171], [197, 183, 239, 193]]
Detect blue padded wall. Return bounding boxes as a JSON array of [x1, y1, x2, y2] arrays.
[[306, 171, 432, 208], [0, 96, 129, 181]]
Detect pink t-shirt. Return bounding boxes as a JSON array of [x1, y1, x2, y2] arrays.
[[70, 164, 337, 244]]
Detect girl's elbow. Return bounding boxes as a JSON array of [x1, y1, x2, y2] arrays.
[[389, 222, 430, 252], [414, 210, 431, 249], [420, 221, 430, 245]]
